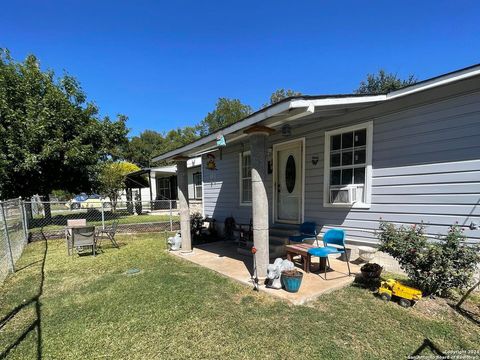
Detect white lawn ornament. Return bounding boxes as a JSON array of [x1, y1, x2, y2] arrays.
[[167, 232, 182, 251], [266, 258, 295, 289]]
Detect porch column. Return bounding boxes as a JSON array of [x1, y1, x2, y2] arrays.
[[175, 157, 192, 253], [245, 125, 275, 278]]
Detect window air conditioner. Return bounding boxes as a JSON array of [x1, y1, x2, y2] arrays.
[[330, 186, 357, 205]]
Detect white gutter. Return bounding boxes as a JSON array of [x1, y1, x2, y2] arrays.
[[265, 103, 315, 128], [291, 95, 386, 108], [387, 64, 480, 99], [189, 106, 316, 157]]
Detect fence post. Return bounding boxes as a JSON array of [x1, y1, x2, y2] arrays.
[[169, 200, 173, 232], [101, 202, 105, 230], [1, 202, 15, 273], [20, 198, 28, 243]]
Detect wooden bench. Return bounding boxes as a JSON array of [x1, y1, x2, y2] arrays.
[[285, 243, 327, 273]]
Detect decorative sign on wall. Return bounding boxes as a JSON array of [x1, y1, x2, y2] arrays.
[[206, 153, 217, 170], [216, 134, 226, 147]]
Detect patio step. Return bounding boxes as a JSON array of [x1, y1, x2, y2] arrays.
[[269, 224, 298, 245], [269, 234, 288, 244], [237, 224, 304, 258], [269, 224, 320, 246]]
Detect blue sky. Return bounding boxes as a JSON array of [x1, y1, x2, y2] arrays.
[[2, 1, 479, 136]]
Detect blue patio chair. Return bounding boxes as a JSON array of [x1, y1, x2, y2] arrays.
[[308, 228, 351, 280], [288, 222, 318, 244]]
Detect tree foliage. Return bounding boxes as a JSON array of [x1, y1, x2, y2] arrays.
[[97, 161, 140, 208], [264, 88, 302, 107], [197, 98, 252, 136], [124, 127, 200, 167], [355, 69, 417, 94], [124, 130, 166, 168], [123, 98, 253, 166], [0, 49, 128, 199]]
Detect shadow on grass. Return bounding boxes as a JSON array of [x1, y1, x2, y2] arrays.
[[0, 233, 47, 360], [14, 259, 43, 273], [409, 338, 447, 359], [448, 304, 480, 326]]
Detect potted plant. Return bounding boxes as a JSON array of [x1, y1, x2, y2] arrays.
[[281, 269, 303, 293], [361, 263, 383, 279]]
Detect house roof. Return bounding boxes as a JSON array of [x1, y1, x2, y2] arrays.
[[152, 63, 480, 162], [127, 157, 202, 180], [150, 156, 202, 175], [125, 169, 150, 189]]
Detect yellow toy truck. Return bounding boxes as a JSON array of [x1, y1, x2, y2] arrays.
[[378, 279, 422, 307]]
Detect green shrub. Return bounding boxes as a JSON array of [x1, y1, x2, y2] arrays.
[[190, 212, 204, 239], [377, 221, 480, 296]]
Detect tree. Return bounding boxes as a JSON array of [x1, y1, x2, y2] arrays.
[[0, 49, 128, 208], [97, 161, 140, 210], [124, 130, 166, 168], [197, 98, 252, 136], [164, 126, 199, 151], [355, 69, 417, 94], [264, 88, 302, 107], [124, 127, 200, 167]]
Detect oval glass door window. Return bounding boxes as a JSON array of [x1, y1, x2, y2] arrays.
[[285, 155, 296, 193]]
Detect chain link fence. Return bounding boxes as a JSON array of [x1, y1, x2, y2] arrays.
[[26, 200, 181, 241], [0, 198, 28, 284], [0, 199, 181, 284]]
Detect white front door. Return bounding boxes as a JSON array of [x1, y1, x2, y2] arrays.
[[274, 139, 304, 224]]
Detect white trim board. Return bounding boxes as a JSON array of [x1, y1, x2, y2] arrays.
[[239, 151, 252, 207], [323, 121, 373, 209]]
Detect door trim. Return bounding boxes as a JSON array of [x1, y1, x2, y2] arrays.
[[272, 137, 305, 224]]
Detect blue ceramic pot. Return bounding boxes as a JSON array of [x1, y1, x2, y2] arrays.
[[281, 271, 303, 293]]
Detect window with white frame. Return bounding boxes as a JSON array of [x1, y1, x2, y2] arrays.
[[239, 151, 252, 205], [193, 172, 202, 199], [324, 121, 372, 207]]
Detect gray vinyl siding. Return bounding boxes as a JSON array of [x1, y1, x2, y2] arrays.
[[202, 144, 253, 224], [202, 88, 480, 245]]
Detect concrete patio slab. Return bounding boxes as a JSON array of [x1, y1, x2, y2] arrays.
[[170, 241, 360, 305]]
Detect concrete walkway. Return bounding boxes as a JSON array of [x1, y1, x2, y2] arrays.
[[170, 241, 360, 305]]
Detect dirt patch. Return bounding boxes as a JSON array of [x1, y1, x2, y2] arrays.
[[231, 286, 276, 306], [412, 297, 455, 320]]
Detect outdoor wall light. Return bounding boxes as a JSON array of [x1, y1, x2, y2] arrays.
[[281, 124, 291, 137]]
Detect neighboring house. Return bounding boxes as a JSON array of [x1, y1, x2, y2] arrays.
[[125, 157, 203, 214], [153, 64, 480, 277]]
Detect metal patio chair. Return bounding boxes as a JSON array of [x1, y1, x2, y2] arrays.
[[65, 219, 87, 255], [72, 226, 97, 256], [288, 222, 318, 244], [97, 220, 119, 249]]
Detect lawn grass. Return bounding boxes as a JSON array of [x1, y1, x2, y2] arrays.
[[0, 235, 479, 359]]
